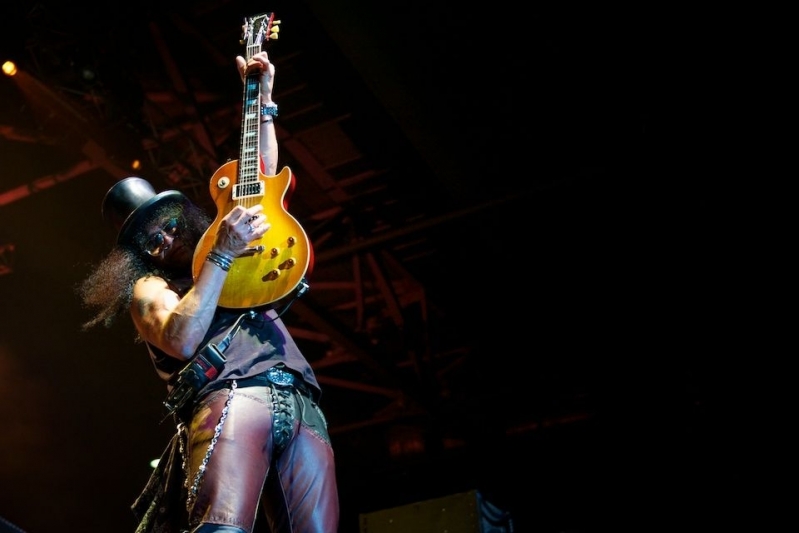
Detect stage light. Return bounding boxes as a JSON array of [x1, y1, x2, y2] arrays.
[[2, 61, 18, 77], [131, 159, 142, 171]]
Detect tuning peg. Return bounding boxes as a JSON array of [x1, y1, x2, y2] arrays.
[[269, 24, 281, 40]]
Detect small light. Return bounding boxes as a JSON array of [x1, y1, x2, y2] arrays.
[[131, 159, 142, 170], [2, 61, 18, 77], [81, 67, 96, 82]]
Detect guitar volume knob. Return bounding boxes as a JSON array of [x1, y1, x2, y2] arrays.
[[262, 269, 280, 281]]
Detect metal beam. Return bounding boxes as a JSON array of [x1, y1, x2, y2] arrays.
[[0, 243, 15, 276]]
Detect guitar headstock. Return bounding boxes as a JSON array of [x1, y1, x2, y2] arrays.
[[241, 13, 281, 50]]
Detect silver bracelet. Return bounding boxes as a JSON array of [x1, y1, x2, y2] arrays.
[[206, 250, 233, 271]]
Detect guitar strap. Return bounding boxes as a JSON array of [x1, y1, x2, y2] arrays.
[[214, 310, 256, 353]]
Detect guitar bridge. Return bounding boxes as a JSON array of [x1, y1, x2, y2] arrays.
[[233, 180, 265, 199]]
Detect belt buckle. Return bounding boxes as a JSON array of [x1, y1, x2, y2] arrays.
[[266, 366, 295, 387]]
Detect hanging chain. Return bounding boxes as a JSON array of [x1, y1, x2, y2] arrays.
[[180, 381, 237, 512]]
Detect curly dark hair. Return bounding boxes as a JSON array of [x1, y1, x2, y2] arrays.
[[77, 200, 211, 335]]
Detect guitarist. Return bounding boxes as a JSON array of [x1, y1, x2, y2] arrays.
[[78, 51, 339, 533]]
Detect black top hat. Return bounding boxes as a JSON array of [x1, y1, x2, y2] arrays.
[[102, 177, 190, 245]]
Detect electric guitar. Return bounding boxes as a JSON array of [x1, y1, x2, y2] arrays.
[[192, 13, 312, 309]]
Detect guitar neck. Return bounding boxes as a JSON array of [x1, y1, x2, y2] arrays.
[[239, 13, 277, 187], [239, 67, 262, 186]]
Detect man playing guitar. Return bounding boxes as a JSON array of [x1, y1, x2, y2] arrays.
[[78, 14, 339, 533]]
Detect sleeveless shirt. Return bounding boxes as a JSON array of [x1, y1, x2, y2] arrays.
[[145, 299, 321, 403]]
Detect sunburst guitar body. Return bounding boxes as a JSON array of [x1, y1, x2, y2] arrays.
[[191, 12, 312, 309]]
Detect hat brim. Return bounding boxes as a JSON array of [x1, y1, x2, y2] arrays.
[[117, 190, 190, 245]]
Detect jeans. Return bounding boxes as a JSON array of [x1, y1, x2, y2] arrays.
[[185, 381, 339, 532]]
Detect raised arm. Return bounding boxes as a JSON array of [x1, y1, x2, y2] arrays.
[[237, 50, 278, 175]]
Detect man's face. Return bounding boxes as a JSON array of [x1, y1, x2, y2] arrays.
[[142, 216, 193, 268]]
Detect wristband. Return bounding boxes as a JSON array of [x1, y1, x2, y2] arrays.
[[206, 250, 234, 272], [260, 103, 278, 117]]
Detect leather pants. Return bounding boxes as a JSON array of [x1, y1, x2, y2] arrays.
[[184, 382, 339, 532]]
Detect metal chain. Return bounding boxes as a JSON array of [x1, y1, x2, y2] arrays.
[[180, 380, 237, 512]]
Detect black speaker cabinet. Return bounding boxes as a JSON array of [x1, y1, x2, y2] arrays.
[[359, 490, 513, 533], [0, 516, 25, 533]]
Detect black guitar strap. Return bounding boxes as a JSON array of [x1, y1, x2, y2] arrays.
[[215, 310, 256, 352]]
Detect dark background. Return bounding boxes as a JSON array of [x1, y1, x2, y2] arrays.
[[0, 1, 770, 532]]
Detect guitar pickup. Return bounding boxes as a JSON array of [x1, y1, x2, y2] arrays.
[[232, 180, 265, 199]]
